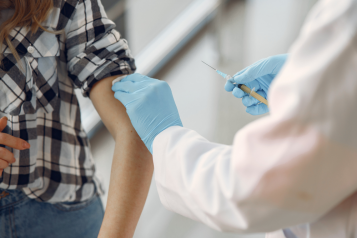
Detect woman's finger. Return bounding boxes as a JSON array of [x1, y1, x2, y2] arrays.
[[0, 117, 8, 132], [0, 169, 3, 177], [0, 133, 30, 150], [0, 159, 9, 170], [0, 116, 29, 150], [0, 147, 16, 164]]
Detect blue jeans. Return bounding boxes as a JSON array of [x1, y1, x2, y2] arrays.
[[0, 188, 104, 238]]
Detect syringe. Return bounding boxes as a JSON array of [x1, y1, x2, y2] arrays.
[[202, 61, 268, 106]]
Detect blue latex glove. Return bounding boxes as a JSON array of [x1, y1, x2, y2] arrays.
[[225, 54, 288, 115], [112, 73, 183, 154]]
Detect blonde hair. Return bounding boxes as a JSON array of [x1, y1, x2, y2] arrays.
[[0, 0, 57, 65]]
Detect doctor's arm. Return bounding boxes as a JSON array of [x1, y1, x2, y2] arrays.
[[153, 0, 357, 232], [90, 76, 153, 238], [113, 0, 357, 233]]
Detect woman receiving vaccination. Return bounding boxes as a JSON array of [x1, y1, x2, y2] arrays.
[[0, 1, 153, 237]]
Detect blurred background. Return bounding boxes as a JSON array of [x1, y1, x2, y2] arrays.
[[80, 0, 318, 237]]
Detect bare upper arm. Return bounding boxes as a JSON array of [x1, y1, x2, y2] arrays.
[[89, 75, 133, 140], [91, 77, 153, 238]]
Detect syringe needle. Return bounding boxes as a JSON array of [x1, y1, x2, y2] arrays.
[[201, 61, 217, 71], [202, 60, 229, 80], [201, 60, 269, 106]]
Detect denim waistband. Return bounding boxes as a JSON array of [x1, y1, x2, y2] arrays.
[[0, 188, 29, 210]]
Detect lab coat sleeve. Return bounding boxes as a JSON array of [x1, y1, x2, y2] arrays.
[[153, 0, 357, 233]]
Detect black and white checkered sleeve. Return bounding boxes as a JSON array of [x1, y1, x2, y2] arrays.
[[65, 0, 136, 97]]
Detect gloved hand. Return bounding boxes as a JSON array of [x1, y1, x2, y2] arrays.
[[225, 54, 288, 115], [112, 73, 183, 154]]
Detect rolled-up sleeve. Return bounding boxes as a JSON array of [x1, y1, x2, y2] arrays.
[[65, 0, 136, 96]]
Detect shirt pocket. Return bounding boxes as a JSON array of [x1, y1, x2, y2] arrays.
[[0, 30, 61, 115]]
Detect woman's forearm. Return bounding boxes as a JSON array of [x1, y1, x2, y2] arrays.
[[99, 133, 153, 237], [90, 76, 153, 238]]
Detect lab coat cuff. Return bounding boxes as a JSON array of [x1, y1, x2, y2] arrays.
[[152, 126, 183, 209]]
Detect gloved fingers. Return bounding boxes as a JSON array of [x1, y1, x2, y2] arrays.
[[232, 67, 249, 78], [232, 62, 268, 84], [112, 77, 160, 93], [256, 74, 274, 92], [244, 80, 262, 92], [115, 73, 156, 90], [232, 87, 247, 98], [112, 81, 134, 92], [227, 72, 261, 92], [120, 73, 148, 83], [232, 55, 287, 84], [242, 95, 259, 107], [251, 89, 267, 99], [231, 58, 266, 82], [231, 80, 264, 98], [224, 80, 236, 92], [112, 80, 154, 93], [241, 90, 267, 107], [114, 91, 141, 107], [246, 103, 269, 115]]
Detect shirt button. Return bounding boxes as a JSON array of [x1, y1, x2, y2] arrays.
[[27, 46, 35, 54]]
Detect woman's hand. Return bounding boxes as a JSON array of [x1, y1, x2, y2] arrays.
[[0, 117, 31, 176]]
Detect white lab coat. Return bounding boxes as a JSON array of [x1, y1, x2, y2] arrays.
[[152, 0, 357, 237]]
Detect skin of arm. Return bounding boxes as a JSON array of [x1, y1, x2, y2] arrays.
[[89, 75, 154, 238]]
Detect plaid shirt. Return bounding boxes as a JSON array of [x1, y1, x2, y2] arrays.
[[0, 0, 136, 203]]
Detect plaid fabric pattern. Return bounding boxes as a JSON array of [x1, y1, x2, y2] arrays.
[[0, 0, 136, 202]]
